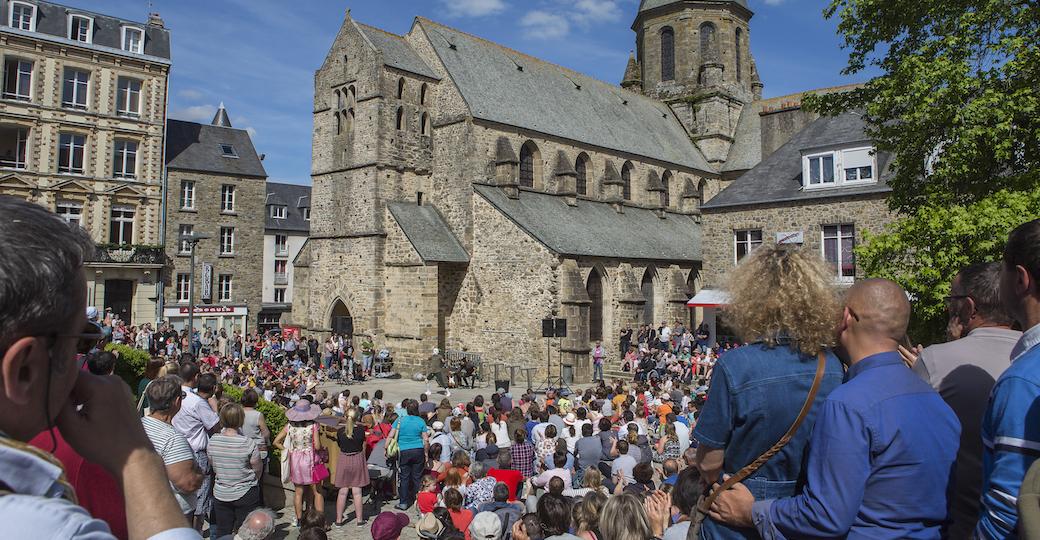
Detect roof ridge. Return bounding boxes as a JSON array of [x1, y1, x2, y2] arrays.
[[355, 21, 407, 40], [416, 16, 656, 105]]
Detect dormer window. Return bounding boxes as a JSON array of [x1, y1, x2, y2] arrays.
[[270, 205, 286, 219], [122, 27, 144, 54], [9, 2, 35, 31], [69, 15, 93, 43], [302, 207, 311, 220], [219, 144, 238, 158], [802, 146, 876, 189]]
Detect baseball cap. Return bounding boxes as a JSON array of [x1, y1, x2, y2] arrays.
[[371, 511, 409, 540], [469, 511, 502, 540]]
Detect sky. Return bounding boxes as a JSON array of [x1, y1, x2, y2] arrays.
[[63, 0, 874, 185]]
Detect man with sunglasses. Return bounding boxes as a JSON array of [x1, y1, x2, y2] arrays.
[[0, 196, 197, 539], [899, 262, 1020, 537]]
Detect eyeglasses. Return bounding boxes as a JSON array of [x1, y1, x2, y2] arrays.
[[56, 321, 106, 355], [846, 306, 860, 322]]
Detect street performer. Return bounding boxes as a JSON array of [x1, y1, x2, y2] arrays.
[[426, 348, 451, 396]]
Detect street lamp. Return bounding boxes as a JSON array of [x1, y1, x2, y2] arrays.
[[179, 232, 211, 338]]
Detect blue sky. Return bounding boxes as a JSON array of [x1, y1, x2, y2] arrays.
[[65, 0, 872, 185]]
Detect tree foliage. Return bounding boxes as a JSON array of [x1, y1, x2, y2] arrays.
[[857, 188, 1040, 344], [104, 343, 150, 393], [804, 0, 1039, 212]]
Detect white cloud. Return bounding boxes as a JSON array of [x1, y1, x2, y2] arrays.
[[171, 104, 214, 123], [440, 0, 507, 18], [570, 0, 623, 25], [762, 0, 785, 4], [521, 10, 571, 40], [178, 88, 204, 101]]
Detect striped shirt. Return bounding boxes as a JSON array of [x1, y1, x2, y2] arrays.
[[207, 433, 259, 502], [142, 416, 198, 514]]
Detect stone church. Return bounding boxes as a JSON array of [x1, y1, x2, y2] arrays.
[[292, 0, 887, 381]]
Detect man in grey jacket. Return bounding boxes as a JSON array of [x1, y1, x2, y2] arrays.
[[905, 262, 1021, 538]]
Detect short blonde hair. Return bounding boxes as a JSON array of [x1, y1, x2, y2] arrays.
[[724, 245, 840, 356], [220, 402, 245, 430], [599, 493, 652, 540]]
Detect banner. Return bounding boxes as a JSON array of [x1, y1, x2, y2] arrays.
[[201, 262, 213, 301]]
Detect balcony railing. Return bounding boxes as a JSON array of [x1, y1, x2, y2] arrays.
[[88, 244, 167, 266], [273, 272, 288, 285]]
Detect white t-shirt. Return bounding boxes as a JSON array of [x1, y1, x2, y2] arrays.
[[173, 386, 219, 452], [673, 421, 691, 453], [142, 416, 198, 514], [660, 326, 672, 342]]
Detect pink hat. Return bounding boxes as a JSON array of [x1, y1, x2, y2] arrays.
[[285, 398, 320, 422], [371, 511, 410, 540]]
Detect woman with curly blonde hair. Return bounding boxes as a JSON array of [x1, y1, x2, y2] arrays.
[[692, 244, 845, 540]]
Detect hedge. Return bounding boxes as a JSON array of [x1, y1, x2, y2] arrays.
[[104, 343, 150, 394], [221, 384, 288, 458]]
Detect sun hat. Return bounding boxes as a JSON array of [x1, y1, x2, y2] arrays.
[[285, 398, 320, 422], [469, 511, 502, 540], [371, 511, 409, 540], [432, 421, 445, 431], [416, 512, 444, 538], [563, 413, 577, 426]]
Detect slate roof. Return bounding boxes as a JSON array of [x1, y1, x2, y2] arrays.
[[1, 0, 170, 60], [703, 112, 893, 210], [721, 103, 762, 172], [474, 184, 701, 262], [637, 0, 750, 15], [387, 203, 469, 263], [418, 18, 712, 172], [355, 21, 439, 80], [265, 183, 311, 233], [166, 119, 267, 178]]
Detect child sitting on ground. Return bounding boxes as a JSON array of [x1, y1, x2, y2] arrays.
[[417, 475, 439, 514]]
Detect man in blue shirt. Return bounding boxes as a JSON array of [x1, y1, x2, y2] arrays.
[[709, 278, 960, 539], [977, 219, 1040, 539]]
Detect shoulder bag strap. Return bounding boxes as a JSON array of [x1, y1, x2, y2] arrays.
[[699, 351, 828, 512], [136, 380, 153, 414]]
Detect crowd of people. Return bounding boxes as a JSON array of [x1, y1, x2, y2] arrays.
[[4, 193, 1040, 540]]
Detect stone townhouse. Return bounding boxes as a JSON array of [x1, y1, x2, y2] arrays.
[[259, 182, 310, 332], [293, 0, 773, 382], [161, 106, 267, 336], [0, 0, 170, 324]]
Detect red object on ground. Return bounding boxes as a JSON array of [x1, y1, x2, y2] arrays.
[[488, 468, 523, 501], [28, 428, 128, 540]]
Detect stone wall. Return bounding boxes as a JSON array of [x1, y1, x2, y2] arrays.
[[700, 194, 896, 289], [163, 171, 266, 327]]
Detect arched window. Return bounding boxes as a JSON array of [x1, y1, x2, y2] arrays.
[[660, 26, 675, 82], [395, 107, 405, 130], [397, 78, 405, 99], [735, 28, 743, 82], [420, 112, 430, 135], [641, 268, 655, 324], [697, 179, 707, 207], [519, 141, 540, 188], [349, 85, 357, 104], [420, 83, 428, 105], [335, 89, 343, 110], [621, 161, 633, 201], [662, 171, 672, 207], [575, 153, 589, 196], [335, 112, 341, 135], [346, 108, 355, 137], [587, 268, 604, 341], [700, 22, 717, 62]]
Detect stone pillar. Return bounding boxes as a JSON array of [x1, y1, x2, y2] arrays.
[[559, 260, 592, 382], [494, 137, 520, 199], [601, 162, 625, 213], [552, 151, 578, 207]]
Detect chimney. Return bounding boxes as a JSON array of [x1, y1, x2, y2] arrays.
[[212, 102, 232, 127], [147, 12, 164, 28]]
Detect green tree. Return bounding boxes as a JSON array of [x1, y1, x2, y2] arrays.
[[805, 0, 1039, 211], [805, 0, 1040, 341]]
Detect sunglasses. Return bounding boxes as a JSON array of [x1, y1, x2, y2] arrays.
[[56, 321, 106, 355]]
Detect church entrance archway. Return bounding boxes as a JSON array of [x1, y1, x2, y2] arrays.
[[330, 300, 353, 337], [641, 268, 656, 325]]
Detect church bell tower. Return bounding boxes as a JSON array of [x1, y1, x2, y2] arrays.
[[627, 0, 763, 166]]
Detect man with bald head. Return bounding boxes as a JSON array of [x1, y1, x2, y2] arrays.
[[709, 279, 960, 539]]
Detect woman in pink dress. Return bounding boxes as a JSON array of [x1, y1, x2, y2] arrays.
[[273, 398, 325, 527]]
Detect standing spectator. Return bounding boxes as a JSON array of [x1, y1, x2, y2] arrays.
[[143, 376, 204, 522], [902, 262, 1020, 537], [710, 279, 960, 538], [138, 359, 164, 414], [334, 408, 370, 527], [978, 219, 1040, 538], [591, 341, 605, 382], [273, 398, 325, 527], [240, 389, 271, 491], [0, 195, 193, 538], [619, 327, 633, 360], [87, 351, 117, 376], [209, 403, 262, 538], [693, 245, 844, 539], [389, 400, 430, 511], [173, 362, 221, 530]]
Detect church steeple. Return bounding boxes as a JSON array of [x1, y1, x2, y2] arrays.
[[621, 51, 641, 92], [212, 102, 233, 127]]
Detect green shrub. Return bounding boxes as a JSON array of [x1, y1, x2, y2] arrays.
[[222, 384, 288, 459], [104, 343, 151, 395]]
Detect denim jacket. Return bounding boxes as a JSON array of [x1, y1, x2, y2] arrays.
[[692, 342, 843, 539]]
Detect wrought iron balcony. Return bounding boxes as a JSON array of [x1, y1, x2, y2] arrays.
[[89, 244, 167, 266]]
